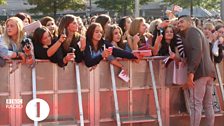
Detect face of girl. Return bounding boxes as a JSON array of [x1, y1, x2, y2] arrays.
[[113, 28, 121, 43], [217, 27, 224, 37], [6, 20, 18, 38], [92, 26, 103, 42], [23, 18, 29, 26], [77, 20, 83, 31], [46, 20, 56, 34], [139, 20, 147, 34], [67, 19, 78, 33], [165, 27, 174, 41], [41, 31, 51, 46], [125, 18, 132, 31], [203, 27, 213, 38], [105, 19, 111, 27]]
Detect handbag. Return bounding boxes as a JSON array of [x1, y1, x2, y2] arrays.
[[173, 61, 187, 85]]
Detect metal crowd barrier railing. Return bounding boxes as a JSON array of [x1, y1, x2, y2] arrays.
[[0, 57, 223, 126]]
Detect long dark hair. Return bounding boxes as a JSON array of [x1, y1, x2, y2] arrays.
[[158, 26, 176, 56], [32, 27, 52, 45], [58, 14, 76, 35], [58, 14, 77, 51], [105, 24, 125, 49], [86, 23, 104, 51], [95, 14, 110, 31], [118, 16, 130, 33], [15, 12, 32, 24], [40, 16, 58, 38]]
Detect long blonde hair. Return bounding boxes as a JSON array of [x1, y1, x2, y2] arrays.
[[4, 17, 24, 49]]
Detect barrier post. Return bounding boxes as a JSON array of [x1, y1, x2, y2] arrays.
[[31, 67, 38, 126], [148, 60, 162, 126], [110, 64, 121, 126], [75, 64, 84, 126]]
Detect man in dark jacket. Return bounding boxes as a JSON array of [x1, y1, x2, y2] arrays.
[[178, 15, 216, 126]]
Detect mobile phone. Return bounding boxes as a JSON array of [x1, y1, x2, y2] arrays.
[[68, 47, 75, 53], [103, 44, 106, 50], [63, 28, 66, 34], [108, 47, 113, 52], [158, 28, 163, 35]]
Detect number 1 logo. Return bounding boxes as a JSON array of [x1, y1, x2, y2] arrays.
[[26, 98, 50, 121]]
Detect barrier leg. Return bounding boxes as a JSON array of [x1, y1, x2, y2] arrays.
[[148, 60, 162, 126], [110, 64, 121, 126], [31, 67, 38, 126], [75, 64, 84, 126]]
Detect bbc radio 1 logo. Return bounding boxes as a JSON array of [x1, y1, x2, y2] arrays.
[[6, 98, 50, 121], [6, 99, 23, 109]]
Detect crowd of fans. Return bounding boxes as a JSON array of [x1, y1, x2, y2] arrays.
[[0, 11, 223, 71], [0, 10, 223, 126]]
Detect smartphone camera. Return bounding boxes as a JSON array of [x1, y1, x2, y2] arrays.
[[63, 28, 66, 34], [68, 47, 75, 53], [158, 28, 163, 35], [160, 29, 163, 35]]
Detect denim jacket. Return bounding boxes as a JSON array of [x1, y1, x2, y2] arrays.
[[0, 36, 21, 59]]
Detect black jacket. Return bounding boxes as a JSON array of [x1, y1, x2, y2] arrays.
[[84, 39, 137, 67]]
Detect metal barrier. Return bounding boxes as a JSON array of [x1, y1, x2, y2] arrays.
[[0, 58, 223, 126]]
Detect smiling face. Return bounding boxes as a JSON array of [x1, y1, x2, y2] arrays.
[[178, 17, 192, 32], [165, 27, 174, 41], [41, 31, 52, 46], [217, 27, 224, 38], [46, 20, 56, 34], [92, 25, 103, 43], [23, 18, 30, 26], [67, 19, 78, 33], [203, 28, 212, 37]]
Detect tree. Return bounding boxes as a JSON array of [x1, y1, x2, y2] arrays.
[[0, 0, 5, 5], [27, 0, 85, 18], [165, 0, 220, 10], [94, 0, 153, 16]]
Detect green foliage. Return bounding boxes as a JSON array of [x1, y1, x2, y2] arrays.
[[164, 0, 220, 10], [94, 0, 153, 16], [27, 0, 85, 15], [0, 0, 6, 5], [199, 0, 220, 10]]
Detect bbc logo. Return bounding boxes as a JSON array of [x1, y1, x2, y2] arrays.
[[6, 99, 23, 109]]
